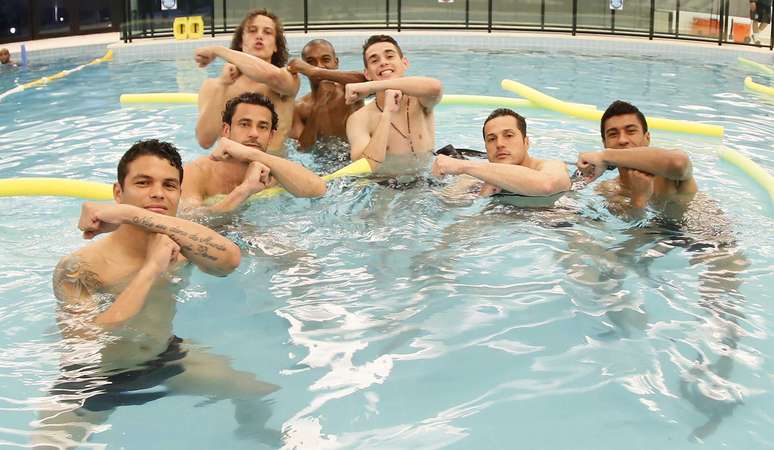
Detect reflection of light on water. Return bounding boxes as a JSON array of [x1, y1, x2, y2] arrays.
[[277, 305, 397, 448]]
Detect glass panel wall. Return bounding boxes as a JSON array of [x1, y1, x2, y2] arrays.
[[0, 0, 32, 42], [544, 0, 573, 27], [469, 0, 490, 26], [308, 0, 388, 26], [79, 0, 114, 30], [725, 0, 758, 44], [677, 0, 723, 39], [224, 0, 304, 29], [129, 0, 213, 37], [493, 0, 543, 27], [577, 0, 611, 30], [119, 0, 773, 50], [614, 0, 654, 32], [402, 0, 469, 26], [38, 0, 72, 35], [652, 0, 677, 35]]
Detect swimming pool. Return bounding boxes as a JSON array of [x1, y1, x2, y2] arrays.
[[1, 35, 774, 449]]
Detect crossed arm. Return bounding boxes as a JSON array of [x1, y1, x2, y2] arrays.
[[347, 106, 393, 171], [54, 203, 241, 327], [432, 155, 571, 196], [196, 46, 299, 96], [288, 58, 367, 85], [194, 46, 299, 149], [211, 137, 326, 197], [80, 203, 241, 275], [577, 147, 693, 182], [345, 76, 443, 110], [182, 161, 272, 215]]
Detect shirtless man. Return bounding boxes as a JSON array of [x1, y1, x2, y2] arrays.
[[577, 101, 748, 439], [288, 39, 366, 151], [345, 35, 443, 173], [195, 9, 298, 155], [576, 100, 696, 211], [0, 48, 12, 65], [432, 108, 570, 197], [41, 140, 277, 447], [182, 92, 326, 214]]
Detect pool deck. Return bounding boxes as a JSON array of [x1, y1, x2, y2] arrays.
[[3, 30, 773, 64]]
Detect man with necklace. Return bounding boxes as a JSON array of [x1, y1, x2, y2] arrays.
[[344, 35, 443, 174]]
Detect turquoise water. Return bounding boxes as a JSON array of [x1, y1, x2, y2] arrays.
[[1, 46, 774, 449]]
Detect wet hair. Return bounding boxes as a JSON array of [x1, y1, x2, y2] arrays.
[[117, 139, 184, 187], [362, 35, 403, 65], [301, 39, 336, 59], [600, 100, 648, 139], [230, 9, 288, 67], [222, 92, 278, 131], [482, 108, 527, 139]]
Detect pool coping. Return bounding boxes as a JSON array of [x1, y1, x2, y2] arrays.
[[3, 30, 773, 65]]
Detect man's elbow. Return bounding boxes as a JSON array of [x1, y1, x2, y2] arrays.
[[666, 152, 692, 180], [266, 71, 297, 97], [433, 80, 444, 98], [212, 247, 241, 277], [196, 127, 216, 149], [540, 176, 570, 195], [310, 179, 327, 198]]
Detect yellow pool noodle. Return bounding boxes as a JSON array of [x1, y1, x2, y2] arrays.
[[744, 76, 774, 97], [500, 79, 724, 137], [0, 50, 113, 102], [0, 158, 371, 202], [720, 147, 774, 207], [120, 92, 200, 104], [118, 92, 597, 110], [0, 178, 113, 200], [247, 157, 372, 200], [738, 57, 774, 76]]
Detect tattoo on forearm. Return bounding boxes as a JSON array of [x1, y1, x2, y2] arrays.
[[130, 215, 226, 258]]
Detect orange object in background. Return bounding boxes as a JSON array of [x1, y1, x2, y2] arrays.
[[691, 17, 720, 36], [731, 21, 752, 43]]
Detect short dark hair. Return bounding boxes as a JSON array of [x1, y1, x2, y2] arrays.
[[483, 108, 527, 139], [230, 9, 288, 68], [362, 35, 403, 65], [222, 92, 278, 131], [600, 100, 648, 139], [117, 140, 184, 187], [302, 39, 336, 59]]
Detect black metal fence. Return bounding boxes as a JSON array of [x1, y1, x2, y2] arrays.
[[120, 0, 773, 51]]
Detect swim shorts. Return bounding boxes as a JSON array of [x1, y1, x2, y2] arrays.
[[51, 336, 187, 412]]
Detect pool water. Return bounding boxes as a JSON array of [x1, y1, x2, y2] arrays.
[[1, 44, 774, 449]]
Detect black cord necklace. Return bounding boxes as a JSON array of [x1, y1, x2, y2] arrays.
[[375, 96, 415, 154]]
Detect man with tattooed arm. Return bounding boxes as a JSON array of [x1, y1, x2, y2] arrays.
[[41, 140, 278, 447]]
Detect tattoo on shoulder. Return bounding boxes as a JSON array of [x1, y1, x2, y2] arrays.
[[53, 255, 104, 300]]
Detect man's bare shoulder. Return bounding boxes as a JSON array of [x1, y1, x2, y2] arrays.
[[296, 94, 313, 117], [182, 157, 210, 185], [53, 247, 106, 301], [536, 158, 567, 171], [198, 76, 222, 95], [349, 102, 378, 123]]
